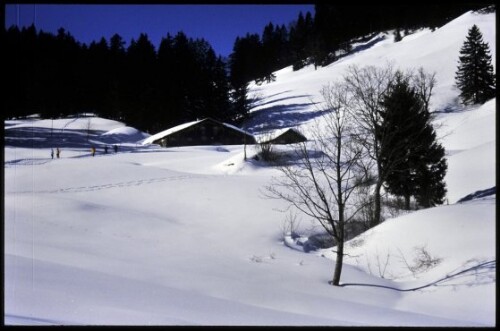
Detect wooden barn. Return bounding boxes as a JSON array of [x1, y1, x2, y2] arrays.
[[260, 128, 307, 145], [142, 118, 257, 147]]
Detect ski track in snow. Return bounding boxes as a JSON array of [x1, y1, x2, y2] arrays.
[[6, 174, 205, 195], [5, 314, 81, 326], [5, 158, 52, 167]]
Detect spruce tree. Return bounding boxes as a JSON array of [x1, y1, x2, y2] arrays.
[[379, 73, 420, 209], [379, 72, 447, 209], [413, 141, 447, 208], [394, 28, 402, 42], [455, 25, 496, 105]]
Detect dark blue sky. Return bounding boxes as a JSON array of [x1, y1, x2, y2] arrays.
[[5, 4, 315, 57]]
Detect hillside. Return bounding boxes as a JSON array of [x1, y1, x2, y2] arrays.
[[4, 9, 495, 326], [246, 10, 495, 133], [245, 9, 495, 205]]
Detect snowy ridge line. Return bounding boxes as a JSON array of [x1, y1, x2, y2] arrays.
[[339, 260, 495, 291], [6, 175, 206, 195]]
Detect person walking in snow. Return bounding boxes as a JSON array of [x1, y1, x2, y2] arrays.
[[113, 144, 118, 153], [56, 148, 60, 159], [51, 148, 54, 159], [104, 145, 108, 154], [91, 146, 96, 157]]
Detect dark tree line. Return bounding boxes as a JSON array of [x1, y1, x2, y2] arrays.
[[5, 3, 492, 132], [4, 27, 236, 133]]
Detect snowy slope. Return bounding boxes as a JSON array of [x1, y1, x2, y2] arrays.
[[246, 9, 496, 205], [4, 9, 495, 326], [434, 99, 496, 203], [245, 10, 495, 135]]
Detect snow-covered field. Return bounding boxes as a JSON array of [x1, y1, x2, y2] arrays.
[[4, 10, 495, 326]]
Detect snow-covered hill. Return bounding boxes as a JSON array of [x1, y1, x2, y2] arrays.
[[246, 10, 495, 134], [4, 9, 495, 326], [246, 9, 495, 205]]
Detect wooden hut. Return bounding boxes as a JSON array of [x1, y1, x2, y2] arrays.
[[142, 118, 256, 147], [260, 128, 307, 145]]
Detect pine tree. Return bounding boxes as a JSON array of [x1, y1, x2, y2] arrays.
[[124, 33, 157, 131], [289, 11, 314, 70], [455, 25, 496, 105], [230, 83, 250, 121], [106, 33, 126, 120], [229, 33, 262, 87], [379, 72, 447, 209], [413, 142, 447, 208], [379, 73, 420, 209], [394, 28, 402, 42]]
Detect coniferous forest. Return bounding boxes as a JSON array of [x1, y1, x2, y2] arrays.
[[4, 29, 232, 133], [4, 3, 488, 133]]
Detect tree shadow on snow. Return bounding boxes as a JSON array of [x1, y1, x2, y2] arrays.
[[4, 126, 144, 154], [346, 34, 387, 56], [340, 260, 496, 291], [245, 102, 325, 134], [249, 89, 293, 105], [4, 126, 104, 149], [251, 94, 314, 108]]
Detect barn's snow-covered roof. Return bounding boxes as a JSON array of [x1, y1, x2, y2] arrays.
[[256, 127, 306, 143], [141, 118, 254, 145], [142, 120, 199, 145]]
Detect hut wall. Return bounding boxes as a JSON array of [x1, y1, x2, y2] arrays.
[[269, 130, 307, 144]]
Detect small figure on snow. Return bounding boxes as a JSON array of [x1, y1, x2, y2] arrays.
[[113, 145, 118, 153], [51, 148, 54, 159], [91, 146, 96, 157], [104, 145, 109, 154], [56, 148, 60, 159]]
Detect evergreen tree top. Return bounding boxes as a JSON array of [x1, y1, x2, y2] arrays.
[[455, 24, 495, 105]]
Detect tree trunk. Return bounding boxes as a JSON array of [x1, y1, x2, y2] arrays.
[[332, 201, 345, 286], [332, 231, 344, 286], [371, 180, 383, 228], [404, 194, 411, 210]]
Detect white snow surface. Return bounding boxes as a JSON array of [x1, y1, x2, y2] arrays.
[[4, 10, 495, 326]]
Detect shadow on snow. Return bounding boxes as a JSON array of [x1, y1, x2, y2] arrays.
[[245, 102, 325, 134]]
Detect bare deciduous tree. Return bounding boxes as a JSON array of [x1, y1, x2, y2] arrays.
[[343, 64, 395, 228], [256, 130, 278, 163], [83, 117, 93, 141], [266, 64, 438, 285], [266, 82, 370, 286], [411, 67, 436, 113]]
